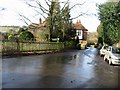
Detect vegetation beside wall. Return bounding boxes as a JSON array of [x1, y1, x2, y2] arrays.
[[2, 40, 64, 56]]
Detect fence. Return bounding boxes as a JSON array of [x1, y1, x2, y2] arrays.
[[1, 40, 64, 56]]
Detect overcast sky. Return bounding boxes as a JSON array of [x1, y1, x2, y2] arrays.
[[0, 0, 111, 32]]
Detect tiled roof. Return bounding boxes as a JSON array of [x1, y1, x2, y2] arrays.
[[29, 21, 46, 29], [73, 21, 88, 31], [29, 23, 39, 28]]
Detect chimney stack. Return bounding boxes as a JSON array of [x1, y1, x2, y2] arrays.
[[39, 18, 42, 25]]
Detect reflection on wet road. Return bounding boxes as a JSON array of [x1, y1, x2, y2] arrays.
[[2, 47, 120, 88]]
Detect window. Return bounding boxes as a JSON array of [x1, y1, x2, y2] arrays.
[[32, 29, 35, 33], [76, 30, 83, 39], [76, 30, 82, 36], [79, 31, 81, 35]]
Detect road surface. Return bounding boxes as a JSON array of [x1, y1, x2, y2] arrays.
[[2, 47, 120, 88]]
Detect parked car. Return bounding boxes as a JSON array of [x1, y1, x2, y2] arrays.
[[104, 46, 120, 65], [100, 46, 108, 56]]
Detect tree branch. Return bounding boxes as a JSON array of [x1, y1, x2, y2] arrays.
[[45, 0, 50, 7], [70, 10, 88, 20], [19, 18, 29, 25], [34, 9, 47, 19], [18, 13, 32, 25], [20, 0, 88, 24], [36, 0, 49, 13], [25, 1, 49, 14], [69, 2, 86, 10], [61, 0, 70, 12]]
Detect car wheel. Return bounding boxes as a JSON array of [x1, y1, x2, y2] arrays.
[[109, 60, 112, 65], [100, 54, 103, 57], [104, 56, 107, 61]]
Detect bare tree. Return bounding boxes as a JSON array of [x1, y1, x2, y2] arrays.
[[18, 13, 32, 25], [18, 0, 90, 41], [19, 0, 88, 23]]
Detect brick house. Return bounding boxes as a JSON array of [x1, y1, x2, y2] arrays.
[[72, 20, 88, 47], [73, 20, 88, 40]]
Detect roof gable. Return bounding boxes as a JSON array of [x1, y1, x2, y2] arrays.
[[73, 20, 88, 31]]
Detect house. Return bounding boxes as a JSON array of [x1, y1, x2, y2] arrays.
[[28, 19, 88, 43], [72, 20, 88, 48], [73, 20, 88, 40], [28, 18, 47, 41]]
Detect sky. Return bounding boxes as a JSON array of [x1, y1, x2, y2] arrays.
[[0, 0, 110, 32]]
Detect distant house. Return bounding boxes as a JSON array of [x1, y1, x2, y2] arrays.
[[72, 20, 88, 49], [72, 20, 88, 47], [73, 20, 88, 41]]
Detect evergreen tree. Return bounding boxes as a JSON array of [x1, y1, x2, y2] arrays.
[[98, 2, 120, 45]]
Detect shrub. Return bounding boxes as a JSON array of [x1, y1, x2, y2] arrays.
[[65, 40, 76, 48], [18, 31, 34, 41]]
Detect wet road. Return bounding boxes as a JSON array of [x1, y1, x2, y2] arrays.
[[2, 47, 120, 88]]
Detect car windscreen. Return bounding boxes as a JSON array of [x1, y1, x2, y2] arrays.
[[112, 47, 120, 54], [104, 46, 108, 49]]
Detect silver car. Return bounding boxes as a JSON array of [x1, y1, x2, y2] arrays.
[[100, 46, 108, 56], [104, 46, 120, 65]]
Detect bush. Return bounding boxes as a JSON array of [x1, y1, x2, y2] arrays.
[[8, 34, 17, 41], [87, 40, 95, 45], [18, 31, 34, 41], [8, 34, 14, 40], [65, 40, 76, 48]]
